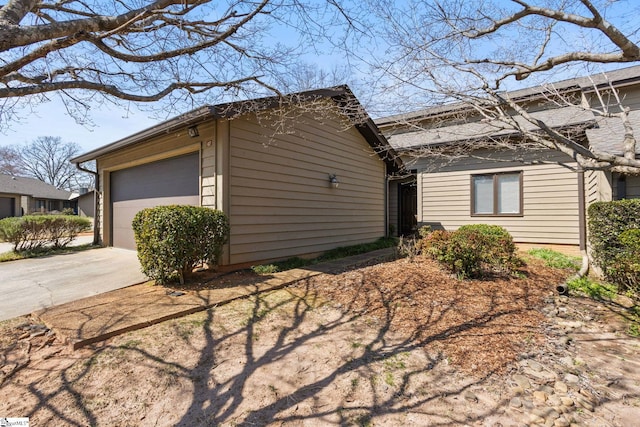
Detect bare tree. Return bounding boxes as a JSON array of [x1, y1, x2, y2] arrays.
[[364, 0, 640, 173], [0, 145, 21, 175], [0, 0, 349, 130], [17, 136, 89, 189], [274, 62, 353, 92]]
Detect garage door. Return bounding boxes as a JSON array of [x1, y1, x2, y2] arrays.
[[110, 153, 200, 250], [0, 197, 15, 219]]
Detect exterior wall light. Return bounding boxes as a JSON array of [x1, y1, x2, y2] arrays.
[[188, 126, 199, 137], [329, 174, 339, 188]]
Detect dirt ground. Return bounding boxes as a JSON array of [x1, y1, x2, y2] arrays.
[[1, 255, 639, 426]]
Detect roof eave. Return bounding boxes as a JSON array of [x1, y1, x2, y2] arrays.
[[70, 106, 214, 164], [71, 86, 403, 173]]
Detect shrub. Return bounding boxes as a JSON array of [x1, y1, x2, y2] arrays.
[[132, 205, 229, 285], [588, 199, 640, 294], [419, 229, 451, 259], [0, 215, 91, 251], [422, 224, 520, 279]]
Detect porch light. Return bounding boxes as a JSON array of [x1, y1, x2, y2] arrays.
[[329, 174, 339, 189]]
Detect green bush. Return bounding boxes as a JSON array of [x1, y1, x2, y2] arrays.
[[0, 215, 91, 252], [132, 205, 229, 285], [588, 199, 640, 294], [422, 224, 520, 279]]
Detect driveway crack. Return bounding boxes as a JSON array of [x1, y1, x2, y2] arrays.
[[37, 282, 54, 307]]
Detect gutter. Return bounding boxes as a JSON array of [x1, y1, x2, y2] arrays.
[[557, 167, 589, 295], [74, 162, 100, 246]]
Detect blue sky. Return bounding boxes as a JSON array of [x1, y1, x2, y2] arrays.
[[0, 101, 158, 153], [1, 0, 637, 154]]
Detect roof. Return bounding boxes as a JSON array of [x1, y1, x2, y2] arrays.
[[0, 174, 73, 200], [586, 110, 640, 155], [376, 65, 640, 126], [71, 86, 403, 173], [388, 106, 594, 150], [69, 190, 95, 201]]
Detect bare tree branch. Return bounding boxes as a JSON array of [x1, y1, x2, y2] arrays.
[[0, 0, 351, 130], [366, 0, 640, 174]]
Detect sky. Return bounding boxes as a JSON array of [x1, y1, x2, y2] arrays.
[[0, 101, 158, 153], [1, 0, 637, 155]]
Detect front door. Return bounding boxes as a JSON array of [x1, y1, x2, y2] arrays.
[[399, 181, 417, 235]]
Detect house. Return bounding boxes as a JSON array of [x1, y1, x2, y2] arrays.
[[71, 86, 402, 267], [0, 174, 75, 219], [377, 65, 640, 254], [70, 189, 95, 217]]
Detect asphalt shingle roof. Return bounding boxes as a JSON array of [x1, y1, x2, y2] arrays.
[[387, 106, 594, 150], [0, 174, 72, 200]]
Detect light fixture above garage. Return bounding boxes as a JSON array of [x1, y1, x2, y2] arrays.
[[187, 125, 199, 137]]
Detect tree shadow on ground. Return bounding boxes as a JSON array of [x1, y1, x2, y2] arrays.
[[3, 258, 635, 426]]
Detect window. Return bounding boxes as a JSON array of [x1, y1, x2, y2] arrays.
[[471, 172, 522, 216]]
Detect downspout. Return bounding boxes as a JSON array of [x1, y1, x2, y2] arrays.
[[557, 166, 589, 295], [75, 162, 100, 246]]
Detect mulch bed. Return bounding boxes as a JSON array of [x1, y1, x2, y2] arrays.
[[297, 255, 570, 375], [136, 252, 571, 376]]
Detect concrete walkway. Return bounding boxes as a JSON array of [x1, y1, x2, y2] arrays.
[[33, 248, 396, 349]]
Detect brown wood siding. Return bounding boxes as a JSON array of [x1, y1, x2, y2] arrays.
[[99, 121, 213, 171], [417, 151, 580, 245], [227, 107, 386, 265], [201, 128, 217, 209], [588, 86, 640, 110]]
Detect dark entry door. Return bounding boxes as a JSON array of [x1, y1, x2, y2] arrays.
[[399, 181, 417, 235]]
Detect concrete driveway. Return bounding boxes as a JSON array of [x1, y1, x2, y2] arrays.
[[0, 247, 148, 321]]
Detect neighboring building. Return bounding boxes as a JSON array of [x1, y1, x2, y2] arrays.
[[377, 65, 640, 253], [71, 189, 95, 217], [0, 174, 75, 219], [71, 86, 401, 267]]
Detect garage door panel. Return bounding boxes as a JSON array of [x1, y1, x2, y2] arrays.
[[0, 197, 14, 219], [111, 153, 199, 202], [112, 195, 200, 250], [110, 153, 200, 250]]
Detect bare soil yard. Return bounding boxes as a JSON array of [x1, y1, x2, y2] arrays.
[[1, 255, 639, 426]]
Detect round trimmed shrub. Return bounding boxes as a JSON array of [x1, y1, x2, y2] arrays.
[[132, 205, 229, 285], [422, 224, 520, 279]]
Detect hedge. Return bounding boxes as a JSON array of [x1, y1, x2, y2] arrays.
[[588, 199, 640, 293], [0, 215, 91, 252], [132, 205, 229, 285]]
